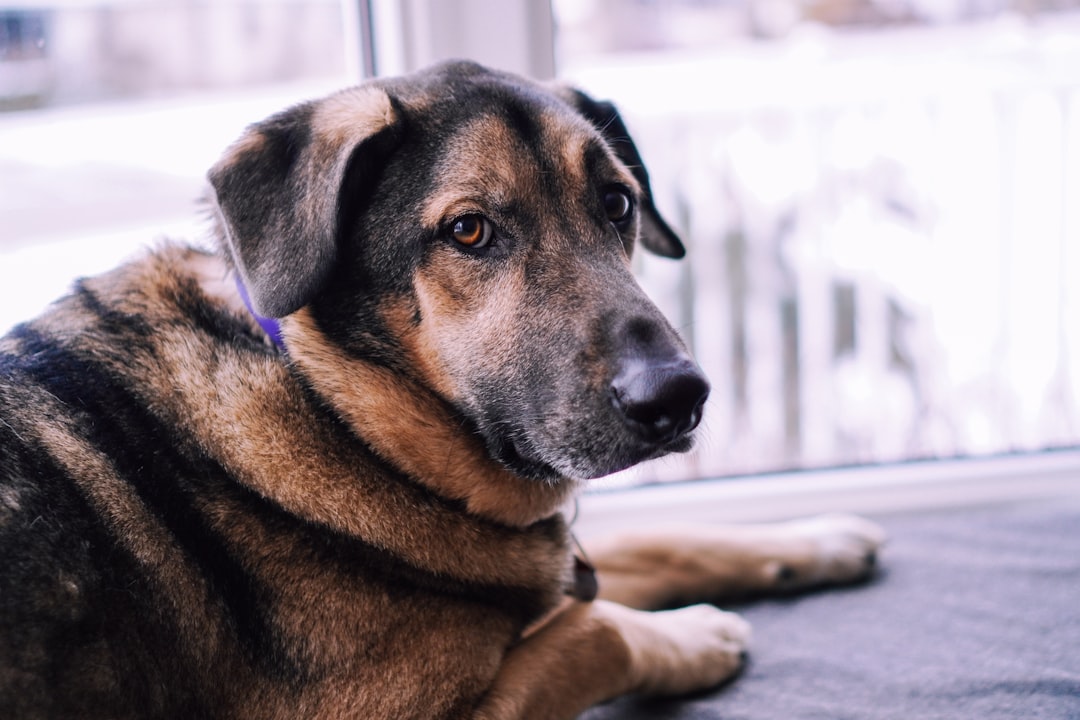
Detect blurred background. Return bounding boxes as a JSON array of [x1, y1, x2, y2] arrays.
[[1, 0, 1078, 486]]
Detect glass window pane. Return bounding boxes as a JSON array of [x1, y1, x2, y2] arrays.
[[0, 0, 356, 331], [555, 0, 1080, 485]]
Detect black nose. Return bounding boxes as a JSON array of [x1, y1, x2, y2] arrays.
[[611, 358, 710, 446]]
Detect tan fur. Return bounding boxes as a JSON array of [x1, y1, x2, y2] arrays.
[[98, 249, 571, 585], [587, 517, 887, 610], [284, 305, 576, 529], [406, 248, 527, 398], [545, 107, 640, 199], [475, 599, 749, 720], [313, 85, 397, 149], [188, 250, 254, 323], [32, 408, 186, 590], [421, 116, 542, 230], [7, 246, 578, 716], [215, 130, 268, 170], [7, 382, 230, 683]]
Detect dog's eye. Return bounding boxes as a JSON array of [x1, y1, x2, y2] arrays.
[[603, 188, 634, 225], [450, 215, 494, 249]]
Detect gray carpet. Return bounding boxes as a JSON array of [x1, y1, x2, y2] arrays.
[[581, 497, 1080, 719]]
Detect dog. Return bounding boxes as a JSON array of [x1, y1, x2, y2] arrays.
[[0, 60, 884, 719]]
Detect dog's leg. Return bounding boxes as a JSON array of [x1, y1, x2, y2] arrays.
[[473, 599, 749, 720], [586, 514, 886, 610]]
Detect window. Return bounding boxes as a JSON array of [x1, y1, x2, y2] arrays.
[[554, 0, 1080, 486]]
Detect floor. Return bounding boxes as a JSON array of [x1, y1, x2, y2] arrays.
[[579, 492, 1080, 719]]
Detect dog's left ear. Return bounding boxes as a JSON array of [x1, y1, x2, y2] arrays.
[[208, 85, 401, 318], [559, 88, 685, 259]]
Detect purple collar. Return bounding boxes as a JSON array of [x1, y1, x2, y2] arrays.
[[235, 275, 285, 349]]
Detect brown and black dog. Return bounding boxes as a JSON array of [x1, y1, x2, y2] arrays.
[[0, 61, 884, 719]]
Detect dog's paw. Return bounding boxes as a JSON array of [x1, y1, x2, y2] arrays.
[[767, 513, 886, 589], [631, 604, 751, 697]]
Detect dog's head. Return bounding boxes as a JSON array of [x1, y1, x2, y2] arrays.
[[209, 61, 708, 483]]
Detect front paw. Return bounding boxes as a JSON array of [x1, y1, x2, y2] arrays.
[[629, 604, 751, 697], [769, 513, 886, 589]]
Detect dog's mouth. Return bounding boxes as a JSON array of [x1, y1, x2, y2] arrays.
[[487, 432, 565, 484], [479, 419, 697, 483]]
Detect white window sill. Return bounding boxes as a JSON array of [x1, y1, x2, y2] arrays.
[[576, 449, 1080, 537]]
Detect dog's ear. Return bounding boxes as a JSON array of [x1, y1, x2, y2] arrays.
[[560, 88, 685, 259], [208, 85, 401, 318]]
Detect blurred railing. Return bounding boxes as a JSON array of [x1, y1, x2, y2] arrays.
[[577, 24, 1080, 485]]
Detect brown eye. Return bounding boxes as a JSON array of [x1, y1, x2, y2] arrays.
[[451, 215, 493, 248], [603, 188, 634, 225]]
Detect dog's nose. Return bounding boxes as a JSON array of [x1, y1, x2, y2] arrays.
[[611, 358, 710, 445]]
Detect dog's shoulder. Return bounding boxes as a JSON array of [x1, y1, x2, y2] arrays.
[[0, 242, 271, 716], [3, 241, 264, 356]]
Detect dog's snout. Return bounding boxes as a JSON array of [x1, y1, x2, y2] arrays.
[[611, 359, 710, 446]]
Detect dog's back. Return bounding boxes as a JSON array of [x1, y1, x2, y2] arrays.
[[0, 250, 243, 717], [0, 247, 569, 719]]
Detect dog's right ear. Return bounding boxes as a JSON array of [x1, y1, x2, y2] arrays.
[[208, 85, 401, 318]]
